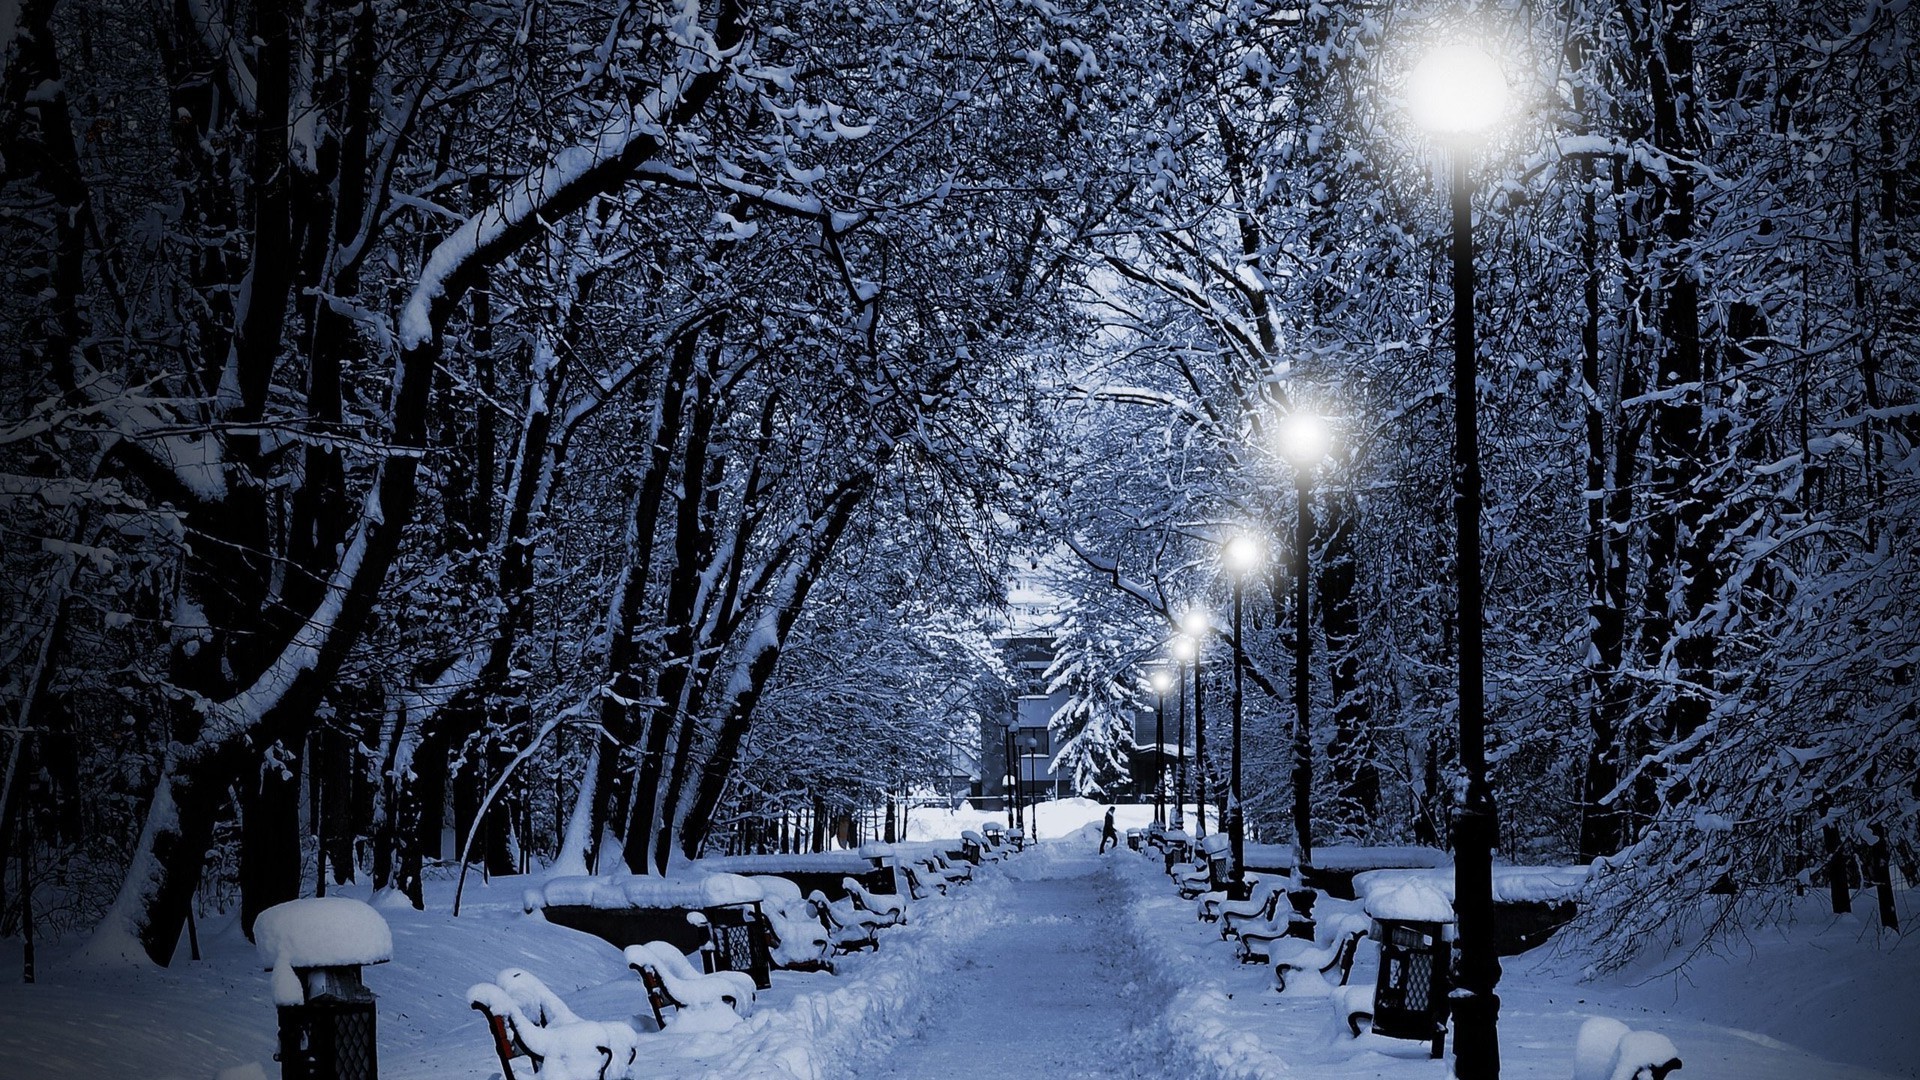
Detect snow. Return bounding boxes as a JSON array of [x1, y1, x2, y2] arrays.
[[252, 897, 392, 1005], [1574, 1017, 1684, 1080], [3, 807, 1911, 1080], [532, 872, 764, 911], [399, 73, 694, 351], [1350, 864, 1589, 906], [694, 853, 880, 875], [1362, 877, 1454, 923], [1242, 842, 1297, 869], [1307, 845, 1450, 871]]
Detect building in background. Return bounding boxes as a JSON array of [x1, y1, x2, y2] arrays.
[[979, 634, 1068, 807]]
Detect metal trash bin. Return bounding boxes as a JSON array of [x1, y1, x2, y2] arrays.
[[693, 904, 773, 990], [1369, 916, 1452, 1058], [278, 994, 378, 1080], [256, 897, 392, 1080], [1126, 828, 1143, 851]]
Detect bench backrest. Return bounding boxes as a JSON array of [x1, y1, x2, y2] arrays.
[[472, 1001, 533, 1080], [633, 961, 676, 1029], [1329, 927, 1365, 984]]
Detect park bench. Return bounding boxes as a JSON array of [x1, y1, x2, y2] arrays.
[[1271, 919, 1367, 993], [623, 941, 756, 1030], [1173, 858, 1213, 898], [844, 876, 907, 926], [1214, 880, 1282, 937], [468, 968, 641, 1080], [1177, 834, 1234, 900], [808, 889, 883, 953], [743, 876, 835, 972], [1237, 893, 1354, 962], [918, 853, 972, 888], [900, 861, 939, 898], [961, 829, 1004, 862]]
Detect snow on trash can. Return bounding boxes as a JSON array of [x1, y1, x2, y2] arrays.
[[256, 896, 392, 1080], [1363, 878, 1454, 1059]]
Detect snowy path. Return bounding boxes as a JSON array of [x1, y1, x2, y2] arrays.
[[852, 850, 1173, 1080]]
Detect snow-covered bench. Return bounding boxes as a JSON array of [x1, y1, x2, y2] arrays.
[[1177, 833, 1232, 899], [1237, 896, 1356, 963], [808, 889, 882, 953], [960, 829, 1005, 863], [900, 861, 939, 898], [843, 876, 907, 927], [745, 876, 835, 972], [916, 853, 971, 889], [1270, 919, 1367, 993], [623, 941, 755, 1031], [469, 968, 642, 1080], [1215, 880, 1283, 937]]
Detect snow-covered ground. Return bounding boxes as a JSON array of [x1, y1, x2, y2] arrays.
[[1, 796, 1913, 1079]]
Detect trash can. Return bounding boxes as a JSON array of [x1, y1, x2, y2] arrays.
[[1356, 876, 1454, 1057], [692, 904, 773, 990], [256, 897, 392, 1080], [277, 995, 378, 1080], [1126, 828, 1143, 851]]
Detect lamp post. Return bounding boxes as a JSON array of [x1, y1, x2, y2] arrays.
[[1223, 535, 1262, 895], [1171, 636, 1195, 831], [1410, 39, 1507, 1080], [1182, 609, 1210, 837], [1149, 670, 1173, 824], [1003, 724, 1017, 830], [1280, 412, 1330, 870]]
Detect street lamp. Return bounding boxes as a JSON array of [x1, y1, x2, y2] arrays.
[[1180, 608, 1211, 836], [1223, 534, 1262, 896], [1003, 724, 1018, 830], [1171, 636, 1196, 831], [1411, 38, 1506, 1080], [1149, 669, 1174, 824], [1280, 411, 1330, 870]]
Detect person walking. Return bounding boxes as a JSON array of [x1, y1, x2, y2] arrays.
[[1098, 806, 1119, 853]]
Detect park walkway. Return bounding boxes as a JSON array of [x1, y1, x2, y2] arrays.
[[851, 848, 1175, 1080]]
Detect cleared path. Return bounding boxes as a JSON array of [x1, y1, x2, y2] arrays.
[[852, 849, 1173, 1080]]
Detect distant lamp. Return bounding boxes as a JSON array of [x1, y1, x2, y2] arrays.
[[1280, 411, 1331, 469], [1224, 534, 1263, 575], [1408, 43, 1508, 138], [1170, 637, 1196, 661], [1181, 608, 1211, 639], [1149, 671, 1174, 695]]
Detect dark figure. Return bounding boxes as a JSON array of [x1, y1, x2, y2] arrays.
[[1099, 806, 1118, 853]]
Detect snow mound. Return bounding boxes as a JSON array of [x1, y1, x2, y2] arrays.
[[1351, 864, 1589, 907], [1363, 877, 1453, 922], [254, 896, 394, 971], [532, 872, 764, 911], [1574, 1016, 1683, 1080], [253, 897, 391, 1005]]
